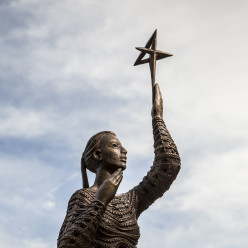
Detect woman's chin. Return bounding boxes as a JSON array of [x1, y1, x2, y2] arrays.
[[119, 163, 126, 170]]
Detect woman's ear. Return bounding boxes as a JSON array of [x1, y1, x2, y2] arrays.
[[93, 149, 102, 161]]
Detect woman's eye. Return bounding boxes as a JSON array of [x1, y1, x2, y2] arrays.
[[112, 143, 118, 147]]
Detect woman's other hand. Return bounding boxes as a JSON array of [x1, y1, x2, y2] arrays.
[[95, 168, 123, 207]]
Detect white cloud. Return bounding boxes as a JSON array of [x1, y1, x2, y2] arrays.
[[0, 106, 54, 138], [23, 239, 52, 248], [43, 200, 55, 210]]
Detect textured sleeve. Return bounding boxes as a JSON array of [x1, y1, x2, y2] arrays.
[[133, 116, 181, 218], [57, 190, 105, 248]]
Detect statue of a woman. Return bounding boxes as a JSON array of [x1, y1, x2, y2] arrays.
[[57, 83, 181, 248]]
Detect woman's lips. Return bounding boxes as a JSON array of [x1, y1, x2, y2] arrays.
[[120, 157, 127, 162]]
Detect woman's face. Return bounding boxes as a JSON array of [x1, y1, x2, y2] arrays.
[[100, 134, 127, 172]]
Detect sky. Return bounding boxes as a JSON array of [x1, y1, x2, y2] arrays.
[[0, 0, 248, 247]]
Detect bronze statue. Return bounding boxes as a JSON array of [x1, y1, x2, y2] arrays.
[[57, 30, 181, 248]]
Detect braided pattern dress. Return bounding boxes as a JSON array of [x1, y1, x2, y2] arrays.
[[57, 116, 181, 248]]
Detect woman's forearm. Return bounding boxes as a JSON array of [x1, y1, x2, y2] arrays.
[[134, 116, 181, 217]]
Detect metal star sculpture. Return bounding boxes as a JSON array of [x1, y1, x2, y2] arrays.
[[134, 29, 173, 99]]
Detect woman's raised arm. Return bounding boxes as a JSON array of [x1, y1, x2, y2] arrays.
[[133, 83, 181, 218]]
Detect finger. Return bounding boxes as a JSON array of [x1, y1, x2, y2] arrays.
[[154, 83, 161, 104], [155, 84, 163, 104], [153, 83, 157, 105], [155, 83, 160, 96], [111, 168, 122, 178], [111, 171, 123, 183], [155, 84, 160, 98], [114, 173, 123, 185], [109, 168, 122, 181], [113, 172, 123, 184], [157, 84, 163, 102]]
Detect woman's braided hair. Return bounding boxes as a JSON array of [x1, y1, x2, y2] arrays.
[[81, 131, 116, 188]]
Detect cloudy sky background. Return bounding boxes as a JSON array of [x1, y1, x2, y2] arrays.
[[0, 0, 248, 247]]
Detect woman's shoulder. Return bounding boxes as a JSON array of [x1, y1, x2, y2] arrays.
[[69, 188, 97, 204], [114, 189, 137, 204]]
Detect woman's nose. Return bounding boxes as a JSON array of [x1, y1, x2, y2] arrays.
[[122, 147, 127, 154]]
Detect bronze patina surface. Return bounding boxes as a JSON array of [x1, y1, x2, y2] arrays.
[[57, 30, 181, 248]]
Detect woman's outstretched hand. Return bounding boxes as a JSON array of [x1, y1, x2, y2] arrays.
[[151, 83, 163, 118], [95, 168, 123, 207]]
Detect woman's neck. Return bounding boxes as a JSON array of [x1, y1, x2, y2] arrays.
[[91, 166, 112, 190]]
